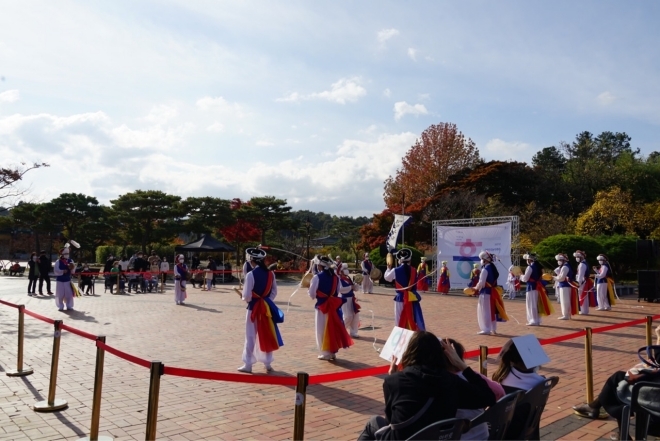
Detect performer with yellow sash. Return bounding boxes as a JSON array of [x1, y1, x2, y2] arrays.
[[437, 261, 450, 294], [308, 256, 353, 360], [520, 253, 553, 326], [594, 254, 615, 311], [473, 250, 508, 335], [384, 248, 426, 331], [468, 263, 480, 290], [238, 248, 284, 373], [574, 250, 596, 315], [553, 253, 578, 320], [416, 259, 429, 292]]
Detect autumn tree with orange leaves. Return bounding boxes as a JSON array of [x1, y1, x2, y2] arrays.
[[383, 123, 480, 212]]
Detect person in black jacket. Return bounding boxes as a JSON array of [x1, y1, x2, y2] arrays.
[[358, 331, 496, 440], [37, 250, 53, 295], [27, 252, 38, 295]]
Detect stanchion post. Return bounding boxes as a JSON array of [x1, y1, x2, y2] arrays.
[[116, 272, 120, 293], [79, 336, 113, 441], [479, 345, 488, 376], [7, 305, 34, 377], [145, 361, 164, 441], [34, 320, 68, 411], [646, 316, 653, 347], [293, 372, 309, 441], [585, 327, 594, 404]]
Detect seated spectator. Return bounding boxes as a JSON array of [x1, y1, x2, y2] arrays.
[[80, 264, 94, 295], [358, 330, 496, 441], [110, 262, 124, 294], [492, 339, 545, 391], [573, 325, 660, 438], [9, 261, 21, 276], [446, 338, 505, 440]]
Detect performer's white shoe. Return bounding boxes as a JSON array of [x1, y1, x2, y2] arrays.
[[477, 331, 489, 335], [237, 365, 252, 373], [265, 364, 273, 372], [318, 354, 333, 360], [558, 316, 570, 320]]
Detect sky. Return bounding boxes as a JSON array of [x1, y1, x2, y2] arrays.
[[1, 1, 659, 216]]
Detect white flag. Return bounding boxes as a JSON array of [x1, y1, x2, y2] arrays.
[[386, 214, 412, 251]]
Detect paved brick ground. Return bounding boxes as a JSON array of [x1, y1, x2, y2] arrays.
[[1, 275, 659, 440]]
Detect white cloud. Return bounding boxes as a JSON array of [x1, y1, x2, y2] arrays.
[[393, 101, 428, 120], [383, 88, 391, 98], [484, 138, 532, 157], [425, 56, 435, 62], [142, 105, 178, 124], [277, 77, 366, 104], [377, 28, 400, 43], [255, 140, 274, 146], [0, 89, 20, 103], [418, 93, 430, 101], [407, 48, 417, 61], [206, 122, 224, 132], [196, 96, 248, 118], [597, 91, 616, 106]]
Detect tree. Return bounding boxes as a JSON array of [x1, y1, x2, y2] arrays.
[[359, 209, 394, 252], [575, 187, 636, 236], [220, 199, 261, 264], [531, 146, 566, 174], [0, 162, 49, 206], [180, 197, 233, 239], [237, 196, 292, 244], [383, 122, 480, 210], [110, 190, 183, 252], [533, 235, 603, 270]]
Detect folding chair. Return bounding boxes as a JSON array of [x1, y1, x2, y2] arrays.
[[406, 418, 470, 441], [504, 376, 559, 440], [619, 381, 660, 441], [470, 390, 524, 440]]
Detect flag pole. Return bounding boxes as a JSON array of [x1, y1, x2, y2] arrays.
[[401, 193, 405, 247]]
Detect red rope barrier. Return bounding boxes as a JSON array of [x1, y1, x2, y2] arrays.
[[60, 323, 97, 341], [162, 366, 298, 385], [308, 365, 390, 385], [96, 341, 151, 369], [23, 309, 55, 325], [0, 299, 19, 308]]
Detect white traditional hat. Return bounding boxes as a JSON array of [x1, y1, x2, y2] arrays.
[[523, 253, 538, 261], [316, 255, 333, 268], [245, 248, 267, 261], [478, 250, 494, 262], [395, 248, 412, 263], [441, 260, 448, 265], [573, 250, 586, 259], [473, 263, 480, 269], [555, 253, 568, 261], [597, 254, 608, 261], [364, 253, 369, 259]]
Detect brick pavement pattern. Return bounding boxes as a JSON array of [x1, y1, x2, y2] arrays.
[[1, 276, 659, 440]]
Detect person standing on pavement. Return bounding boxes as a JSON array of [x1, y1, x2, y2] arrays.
[[27, 252, 38, 296], [384, 248, 426, 331], [594, 254, 615, 311], [339, 267, 361, 338], [361, 253, 374, 294], [553, 253, 577, 320], [37, 250, 53, 295], [238, 248, 284, 373], [174, 254, 188, 305], [160, 257, 169, 286], [53, 245, 76, 311]]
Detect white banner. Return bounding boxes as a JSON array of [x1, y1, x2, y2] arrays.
[[386, 214, 412, 250], [436, 222, 512, 289]]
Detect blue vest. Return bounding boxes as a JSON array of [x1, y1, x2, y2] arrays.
[[527, 261, 542, 292], [597, 262, 610, 284], [314, 271, 338, 309], [558, 262, 575, 288], [393, 264, 419, 302], [579, 260, 591, 282], [479, 263, 497, 295], [56, 258, 72, 282], [243, 261, 252, 275], [176, 263, 188, 280], [247, 267, 272, 310], [340, 277, 354, 298], [362, 260, 372, 276]]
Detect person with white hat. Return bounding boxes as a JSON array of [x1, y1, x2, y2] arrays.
[[416, 259, 429, 292], [505, 266, 520, 300], [361, 253, 374, 294], [53, 244, 76, 311], [473, 250, 507, 335], [238, 248, 283, 373], [436, 261, 450, 294], [519, 253, 552, 326], [339, 267, 361, 338], [574, 250, 596, 315], [308, 255, 354, 360], [173, 254, 188, 305], [468, 263, 481, 290], [335, 255, 344, 276], [384, 248, 426, 331], [553, 253, 577, 320], [594, 254, 615, 310]]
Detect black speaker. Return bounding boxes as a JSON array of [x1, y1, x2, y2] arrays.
[[379, 243, 388, 257], [637, 240, 654, 260], [638, 270, 660, 301]]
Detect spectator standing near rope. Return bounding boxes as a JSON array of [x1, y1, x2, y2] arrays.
[[27, 252, 38, 296], [38, 250, 53, 295]]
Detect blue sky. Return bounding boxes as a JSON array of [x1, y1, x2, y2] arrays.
[[1, 1, 659, 216]]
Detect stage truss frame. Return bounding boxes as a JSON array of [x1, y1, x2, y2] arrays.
[[430, 216, 520, 291]]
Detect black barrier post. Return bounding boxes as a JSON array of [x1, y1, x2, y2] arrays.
[[145, 361, 163, 441], [7, 305, 34, 377], [293, 372, 309, 441], [34, 320, 68, 411]]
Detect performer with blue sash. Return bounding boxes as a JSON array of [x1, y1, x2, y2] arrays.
[[594, 254, 615, 310], [553, 253, 577, 320], [474, 250, 508, 335], [339, 267, 361, 338], [308, 256, 353, 360], [53, 245, 76, 311], [361, 253, 374, 294], [174, 254, 188, 305], [384, 248, 426, 331], [238, 248, 284, 373], [575, 250, 596, 315]]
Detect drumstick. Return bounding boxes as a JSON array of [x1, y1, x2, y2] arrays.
[[233, 287, 242, 298]]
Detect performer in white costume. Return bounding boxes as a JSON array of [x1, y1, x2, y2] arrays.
[[53, 245, 76, 311], [173, 254, 188, 305], [574, 250, 594, 315], [339, 267, 361, 338], [361, 253, 374, 294], [594, 254, 613, 311], [474, 250, 500, 335], [553, 253, 573, 320]]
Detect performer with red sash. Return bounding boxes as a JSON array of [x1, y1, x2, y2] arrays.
[[384, 248, 426, 331], [174, 254, 188, 305], [308, 256, 353, 360], [474, 250, 508, 335], [437, 261, 450, 294], [553, 253, 578, 319], [506, 266, 520, 300], [53, 245, 76, 311], [468, 263, 480, 289], [574, 250, 596, 315], [594, 254, 615, 310], [520, 253, 553, 326], [238, 248, 284, 373], [361, 253, 374, 293], [339, 267, 361, 338], [416, 259, 429, 292]]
